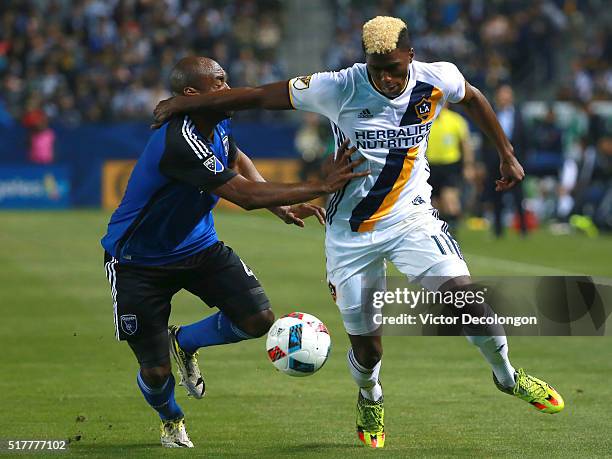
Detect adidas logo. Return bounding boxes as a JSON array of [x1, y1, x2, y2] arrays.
[[357, 108, 373, 118]]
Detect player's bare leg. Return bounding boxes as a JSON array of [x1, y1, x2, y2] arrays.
[[347, 334, 385, 448], [236, 309, 276, 337]]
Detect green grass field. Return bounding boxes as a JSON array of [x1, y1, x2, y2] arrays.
[[1, 210, 611, 458]]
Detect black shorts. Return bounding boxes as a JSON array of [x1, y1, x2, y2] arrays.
[[429, 162, 462, 197], [103, 242, 270, 342]]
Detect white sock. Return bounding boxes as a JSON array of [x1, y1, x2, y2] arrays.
[[466, 335, 516, 388], [347, 348, 383, 401]]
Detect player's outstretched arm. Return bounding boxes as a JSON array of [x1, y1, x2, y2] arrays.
[[152, 82, 291, 129], [214, 140, 368, 211], [231, 148, 326, 227], [457, 82, 525, 191]]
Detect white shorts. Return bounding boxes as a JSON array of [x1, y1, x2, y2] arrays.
[[325, 210, 470, 335]]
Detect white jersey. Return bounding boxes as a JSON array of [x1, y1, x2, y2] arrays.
[[288, 60, 466, 233]]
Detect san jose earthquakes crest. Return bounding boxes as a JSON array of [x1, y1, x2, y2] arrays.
[[120, 314, 138, 335]]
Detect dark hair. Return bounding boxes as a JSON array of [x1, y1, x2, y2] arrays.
[[396, 28, 411, 50], [361, 27, 411, 54], [169, 59, 208, 95], [169, 65, 194, 95]]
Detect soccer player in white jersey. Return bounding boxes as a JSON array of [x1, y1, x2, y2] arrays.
[[153, 16, 565, 449]]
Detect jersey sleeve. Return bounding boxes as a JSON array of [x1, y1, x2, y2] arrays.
[[437, 62, 466, 103], [227, 135, 239, 165], [288, 71, 346, 120], [159, 118, 236, 191]]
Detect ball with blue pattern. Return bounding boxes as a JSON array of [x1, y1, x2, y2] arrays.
[[266, 312, 331, 377]]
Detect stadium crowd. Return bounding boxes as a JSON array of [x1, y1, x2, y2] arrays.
[[1, 0, 609, 122], [328, 0, 611, 102], [0, 0, 284, 125]]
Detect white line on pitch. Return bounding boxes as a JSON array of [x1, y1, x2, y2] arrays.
[[462, 254, 579, 276]]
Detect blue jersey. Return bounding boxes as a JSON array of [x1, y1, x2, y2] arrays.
[[101, 115, 238, 265]]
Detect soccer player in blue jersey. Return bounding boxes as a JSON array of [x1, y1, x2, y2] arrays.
[[101, 56, 366, 448]]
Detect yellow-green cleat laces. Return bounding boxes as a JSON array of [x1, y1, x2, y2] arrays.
[[494, 368, 564, 414]]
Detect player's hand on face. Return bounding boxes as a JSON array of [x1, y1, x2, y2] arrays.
[[496, 155, 525, 191], [322, 139, 370, 193], [151, 97, 181, 129]]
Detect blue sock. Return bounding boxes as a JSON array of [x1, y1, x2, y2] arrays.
[[177, 311, 253, 354], [137, 372, 184, 421]]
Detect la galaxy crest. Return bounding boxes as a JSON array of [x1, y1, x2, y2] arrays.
[[415, 97, 432, 122]]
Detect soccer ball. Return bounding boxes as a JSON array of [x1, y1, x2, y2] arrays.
[[266, 312, 331, 377]]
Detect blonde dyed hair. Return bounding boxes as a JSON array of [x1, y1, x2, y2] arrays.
[[362, 16, 407, 54]]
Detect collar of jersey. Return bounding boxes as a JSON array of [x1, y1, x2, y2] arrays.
[[366, 62, 414, 101], [185, 115, 216, 144]]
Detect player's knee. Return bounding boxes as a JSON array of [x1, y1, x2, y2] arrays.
[[238, 308, 275, 338], [140, 363, 172, 387]]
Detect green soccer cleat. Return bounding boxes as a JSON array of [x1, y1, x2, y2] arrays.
[[168, 325, 205, 399], [494, 368, 564, 414], [160, 417, 194, 448], [356, 391, 385, 448]]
